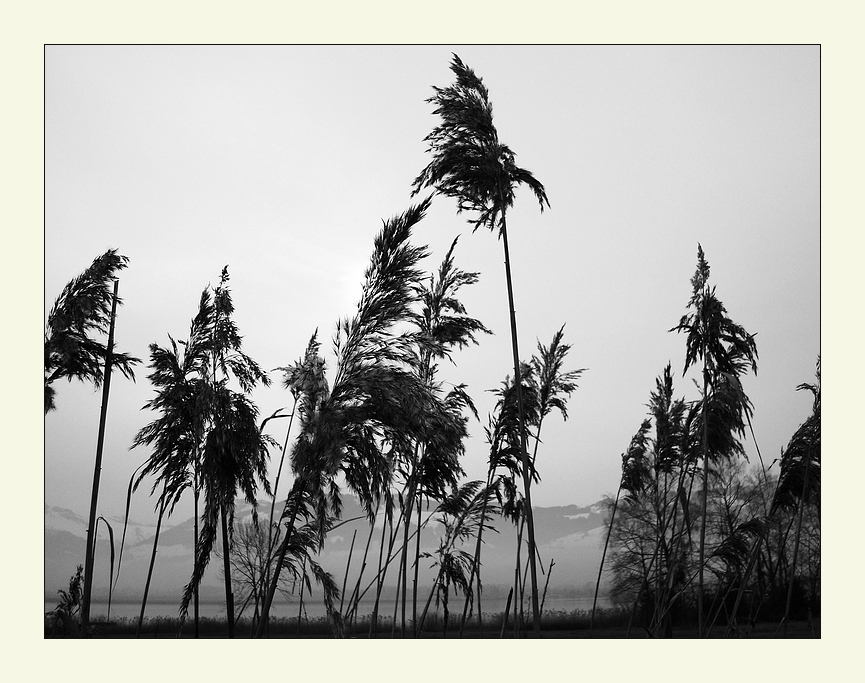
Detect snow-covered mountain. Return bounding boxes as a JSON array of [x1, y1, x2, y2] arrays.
[[45, 504, 200, 603]]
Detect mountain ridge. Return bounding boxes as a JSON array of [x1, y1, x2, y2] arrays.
[[45, 497, 611, 608]]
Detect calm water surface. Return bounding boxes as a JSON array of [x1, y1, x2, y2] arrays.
[[48, 595, 613, 621]]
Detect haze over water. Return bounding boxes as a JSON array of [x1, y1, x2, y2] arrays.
[[69, 595, 615, 621]]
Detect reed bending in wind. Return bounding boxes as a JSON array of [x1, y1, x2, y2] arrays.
[[395, 237, 490, 635], [412, 52, 550, 637], [700, 358, 819, 638], [256, 198, 468, 636], [133, 270, 274, 638], [257, 330, 328, 622], [415, 480, 496, 637], [516, 327, 585, 596], [183, 268, 273, 638], [671, 245, 757, 636], [769, 358, 820, 637], [130, 290, 215, 636], [598, 366, 693, 637], [458, 326, 583, 635], [44, 248, 139, 413], [45, 248, 140, 634], [591, 419, 651, 635], [484, 365, 539, 634]]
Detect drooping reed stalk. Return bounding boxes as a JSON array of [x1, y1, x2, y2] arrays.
[[94, 517, 115, 622], [113, 461, 146, 621]]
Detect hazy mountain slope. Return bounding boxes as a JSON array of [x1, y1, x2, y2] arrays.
[[45, 497, 610, 608]]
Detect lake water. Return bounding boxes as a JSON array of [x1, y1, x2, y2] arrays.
[[47, 595, 613, 622]]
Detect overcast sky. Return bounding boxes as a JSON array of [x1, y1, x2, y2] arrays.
[[45, 45, 819, 524]]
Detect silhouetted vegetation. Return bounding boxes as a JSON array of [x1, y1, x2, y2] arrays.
[[45, 55, 818, 640], [46, 604, 818, 639], [597, 248, 819, 638]]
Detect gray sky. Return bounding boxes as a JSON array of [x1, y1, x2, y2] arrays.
[[45, 45, 819, 523]]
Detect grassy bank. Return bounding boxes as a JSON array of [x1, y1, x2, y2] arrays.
[[45, 607, 819, 639]]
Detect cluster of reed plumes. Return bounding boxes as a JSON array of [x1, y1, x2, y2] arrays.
[[44, 51, 818, 641]]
